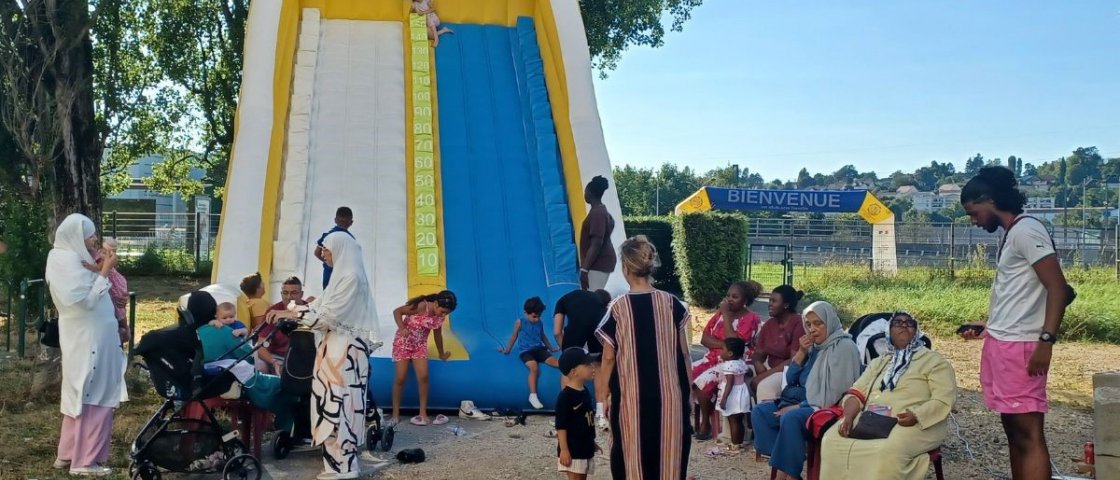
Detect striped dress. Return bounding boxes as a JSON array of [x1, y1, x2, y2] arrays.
[[596, 290, 693, 480]]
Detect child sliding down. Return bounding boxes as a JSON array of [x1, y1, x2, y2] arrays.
[[412, 0, 452, 47], [500, 297, 560, 409]]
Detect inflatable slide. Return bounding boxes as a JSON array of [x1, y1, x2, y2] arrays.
[[212, 0, 625, 409]]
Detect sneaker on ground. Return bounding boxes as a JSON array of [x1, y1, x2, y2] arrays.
[[528, 394, 544, 409], [52, 459, 71, 469], [69, 465, 112, 477], [458, 400, 491, 420], [316, 470, 359, 480]]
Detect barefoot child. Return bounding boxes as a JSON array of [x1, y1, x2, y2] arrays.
[[391, 290, 458, 426], [556, 348, 600, 480], [717, 337, 751, 450], [412, 0, 452, 47], [500, 296, 560, 409]]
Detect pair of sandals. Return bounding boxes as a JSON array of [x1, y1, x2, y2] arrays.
[[408, 414, 449, 426]]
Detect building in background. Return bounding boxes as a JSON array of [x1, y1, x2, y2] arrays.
[[103, 155, 212, 252]]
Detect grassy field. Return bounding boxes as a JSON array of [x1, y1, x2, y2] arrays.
[[747, 263, 1120, 343], [0, 276, 206, 480]]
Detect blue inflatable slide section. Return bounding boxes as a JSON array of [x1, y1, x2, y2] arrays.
[[368, 20, 580, 412]]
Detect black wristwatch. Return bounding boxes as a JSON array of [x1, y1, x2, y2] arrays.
[[1039, 332, 1057, 344]]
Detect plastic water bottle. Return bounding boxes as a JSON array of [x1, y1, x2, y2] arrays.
[[449, 424, 465, 436]]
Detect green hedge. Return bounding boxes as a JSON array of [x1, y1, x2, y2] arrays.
[[624, 216, 680, 294], [672, 212, 749, 308]]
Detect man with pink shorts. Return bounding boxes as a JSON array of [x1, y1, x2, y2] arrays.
[[960, 166, 1073, 480]]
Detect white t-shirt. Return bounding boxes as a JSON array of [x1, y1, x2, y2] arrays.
[[988, 216, 1056, 341]]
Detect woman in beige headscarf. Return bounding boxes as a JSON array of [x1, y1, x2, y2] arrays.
[[45, 214, 126, 477]]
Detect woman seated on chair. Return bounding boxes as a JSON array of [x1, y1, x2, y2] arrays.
[[751, 301, 860, 480], [691, 281, 762, 440], [820, 312, 957, 480]]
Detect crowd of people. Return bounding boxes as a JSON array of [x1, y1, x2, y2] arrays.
[[39, 167, 1072, 480]]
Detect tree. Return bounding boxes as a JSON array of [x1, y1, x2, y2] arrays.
[[1023, 162, 1038, 177], [581, 0, 703, 73], [95, 0, 247, 199], [613, 165, 655, 216], [0, 0, 102, 223], [964, 153, 984, 176], [796, 167, 815, 188]]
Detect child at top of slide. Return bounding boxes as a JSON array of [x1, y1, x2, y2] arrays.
[[391, 290, 458, 426], [500, 296, 560, 409], [412, 0, 452, 48]]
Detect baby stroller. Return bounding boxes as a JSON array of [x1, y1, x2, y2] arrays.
[[129, 306, 298, 480], [272, 329, 392, 458], [848, 312, 932, 365]]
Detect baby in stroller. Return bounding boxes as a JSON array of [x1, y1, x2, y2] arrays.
[[129, 291, 299, 479]]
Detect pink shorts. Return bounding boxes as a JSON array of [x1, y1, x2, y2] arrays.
[[980, 336, 1048, 414]]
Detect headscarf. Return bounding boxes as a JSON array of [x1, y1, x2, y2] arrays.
[[880, 311, 926, 391], [44, 214, 99, 307], [185, 291, 218, 330], [309, 233, 380, 344], [803, 301, 862, 409]]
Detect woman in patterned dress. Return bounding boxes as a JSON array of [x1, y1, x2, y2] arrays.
[[267, 233, 380, 480], [595, 235, 693, 479]]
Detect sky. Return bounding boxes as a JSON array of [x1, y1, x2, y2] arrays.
[[591, 1, 1120, 182]]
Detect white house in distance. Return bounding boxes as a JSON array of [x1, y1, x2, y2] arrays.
[[896, 184, 961, 213]]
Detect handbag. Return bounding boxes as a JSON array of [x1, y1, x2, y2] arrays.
[[40, 317, 60, 348], [848, 411, 898, 440]]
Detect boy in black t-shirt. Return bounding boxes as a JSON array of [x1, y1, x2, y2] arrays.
[[556, 348, 599, 479]]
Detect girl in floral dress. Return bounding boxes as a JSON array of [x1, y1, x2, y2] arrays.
[[390, 290, 458, 426]]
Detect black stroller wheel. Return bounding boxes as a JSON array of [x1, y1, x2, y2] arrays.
[[222, 454, 262, 480], [131, 462, 160, 480], [273, 431, 292, 460], [380, 424, 395, 452], [366, 425, 382, 452]]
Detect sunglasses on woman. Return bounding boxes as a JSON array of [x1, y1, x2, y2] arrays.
[[890, 319, 917, 328]]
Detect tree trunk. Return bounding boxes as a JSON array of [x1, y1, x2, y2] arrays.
[[49, 0, 102, 226]]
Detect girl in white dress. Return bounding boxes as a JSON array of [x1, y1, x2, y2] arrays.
[[717, 337, 752, 450]]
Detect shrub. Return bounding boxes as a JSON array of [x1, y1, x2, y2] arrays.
[[120, 246, 198, 276], [673, 212, 749, 308], [0, 198, 51, 293], [624, 216, 680, 294]]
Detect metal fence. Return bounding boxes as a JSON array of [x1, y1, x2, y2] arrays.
[[100, 211, 220, 264], [743, 217, 1120, 288]]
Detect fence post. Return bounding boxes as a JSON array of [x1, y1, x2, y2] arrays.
[[128, 292, 137, 359], [111, 210, 118, 238], [194, 212, 202, 272], [949, 222, 956, 280], [4, 288, 10, 352], [17, 278, 28, 358]]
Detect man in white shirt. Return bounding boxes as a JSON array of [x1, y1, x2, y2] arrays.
[[960, 166, 1071, 480]]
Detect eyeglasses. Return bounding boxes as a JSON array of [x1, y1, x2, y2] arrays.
[[890, 319, 917, 328]]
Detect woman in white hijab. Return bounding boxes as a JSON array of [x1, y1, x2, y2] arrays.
[[268, 232, 380, 480], [45, 214, 126, 477]]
